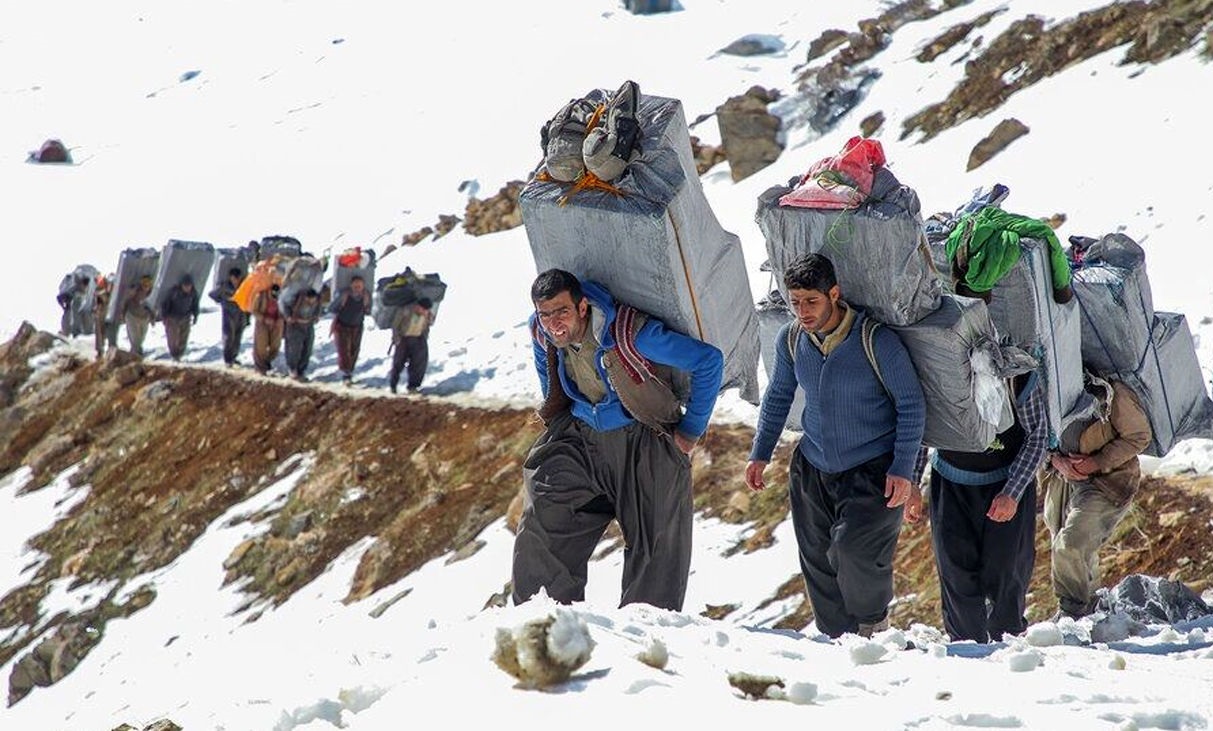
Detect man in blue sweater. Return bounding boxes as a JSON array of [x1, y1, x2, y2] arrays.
[[745, 253, 925, 638], [513, 269, 724, 612]]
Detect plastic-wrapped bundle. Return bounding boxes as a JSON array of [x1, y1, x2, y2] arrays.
[[986, 236, 1089, 444], [372, 269, 447, 329], [279, 256, 326, 312], [1071, 233, 1154, 376], [334, 247, 377, 295], [258, 236, 302, 261], [212, 245, 256, 289], [520, 91, 760, 403], [755, 290, 804, 431], [891, 294, 1015, 451], [150, 240, 216, 314], [756, 167, 941, 327], [107, 249, 161, 322], [1123, 312, 1213, 457]]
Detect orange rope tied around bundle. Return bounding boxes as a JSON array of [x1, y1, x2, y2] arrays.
[[535, 103, 628, 206]]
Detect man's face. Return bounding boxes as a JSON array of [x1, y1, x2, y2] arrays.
[[534, 291, 588, 348], [788, 285, 841, 333], [351, 279, 365, 295]]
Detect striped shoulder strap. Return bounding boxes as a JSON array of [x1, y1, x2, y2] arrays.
[[611, 304, 656, 384]]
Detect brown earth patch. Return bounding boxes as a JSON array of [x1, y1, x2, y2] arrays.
[[902, 1, 1213, 142]]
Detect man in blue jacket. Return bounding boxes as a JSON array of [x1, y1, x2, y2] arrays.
[[512, 268, 724, 612], [745, 253, 925, 638]]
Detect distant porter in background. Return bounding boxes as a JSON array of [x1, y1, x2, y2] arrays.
[[330, 275, 372, 385]]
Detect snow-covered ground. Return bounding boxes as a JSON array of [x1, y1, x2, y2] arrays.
[[3, 0, 1213, 728]]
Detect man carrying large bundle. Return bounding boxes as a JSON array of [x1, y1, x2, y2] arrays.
[[122, 275, 156, 358], [251, 283, 284, 375], [1041, 374, 1151, 620], [159, 274, 200, 361], [744, 253, 925, 638], [92, 274, 118, 359], [210, 267, 249, 367], [512, 269, 723, 612], [329, 275, 372, 385]]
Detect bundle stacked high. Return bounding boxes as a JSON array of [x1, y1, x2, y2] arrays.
[[149, 240, 216, 314], [521, 89, 760, 402]]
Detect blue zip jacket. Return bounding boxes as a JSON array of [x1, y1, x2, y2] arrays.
[[531, 280, 724, 438], [750, 310, 925, 480]]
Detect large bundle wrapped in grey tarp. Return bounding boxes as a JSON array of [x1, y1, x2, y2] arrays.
[[1122, 312, 1213, 457], [372, 268, 446, 330], [279, 256, 326, 312], [891, 294, 1016, 452], [258, 235, 302, 261], [756, 290, 804, 431], [67, 264, 100, 335], [212, 245, 255, 290], [334, 248, 377, 294], [756, 167, 942, 327], [107, 248, 161, 323], [1071, 233, 1155, 376], [520, 91, 760, 403], [150, 240, 216, 313], [987, 236, 1090, 444]]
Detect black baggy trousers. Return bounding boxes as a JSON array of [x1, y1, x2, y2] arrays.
[[512, 412, 692, 612]]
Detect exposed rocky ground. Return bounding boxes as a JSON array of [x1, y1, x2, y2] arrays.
[[5, 0, 1213, 711], [3, 324, 1212, 706]]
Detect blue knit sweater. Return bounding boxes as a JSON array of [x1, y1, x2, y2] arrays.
[[749, 311, 926, 480]]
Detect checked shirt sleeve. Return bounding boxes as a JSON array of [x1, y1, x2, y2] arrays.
[[1001, 380, 1048, 503]]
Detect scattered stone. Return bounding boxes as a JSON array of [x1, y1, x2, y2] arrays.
[[492, 610, 595, 689], [859, 111, 885, 137], [635, 637, 669, 670], [967, 118, 1029, 171], [369, 587, 413, 619], [716, 86, 783, 182], [728, 671, 785, 700], [689, 135, 726, 175], [144, 719, 183, 731], [445, 538, 486, 565], [717, 34, 786, 57], [463, 181, 524, 236]]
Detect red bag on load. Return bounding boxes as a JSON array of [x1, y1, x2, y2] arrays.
[[337, 247, 362, 268], [778, 136, 886, 210]]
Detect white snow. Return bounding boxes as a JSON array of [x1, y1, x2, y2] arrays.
[[2, 1, 1213, 729]]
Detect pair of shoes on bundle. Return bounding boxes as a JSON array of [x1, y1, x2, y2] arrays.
[[541, 80, 642, 183]]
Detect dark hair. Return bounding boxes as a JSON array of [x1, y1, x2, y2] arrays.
[[350, 275, 365, 284], [417, 297, 433, 309], [531, 268, 583, 303], [783, 253, 837, 293], [229, 267, 243, 278]]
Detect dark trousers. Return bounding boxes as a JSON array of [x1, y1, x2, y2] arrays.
[[333, 322, 363, 374], [164, 317, 191, 359], [221, 308, 248, 365], [929, 470, 1036, 643], [284, 324, 315, 376], [390, 336, 429, 390], [512, 412, 693, 612], [790, 449, 902, 637]]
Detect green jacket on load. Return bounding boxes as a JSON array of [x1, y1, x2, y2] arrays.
[[946, 207, 1072, 296]]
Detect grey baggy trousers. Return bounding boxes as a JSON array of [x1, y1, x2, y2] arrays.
[[511, 412, 693, 612]]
